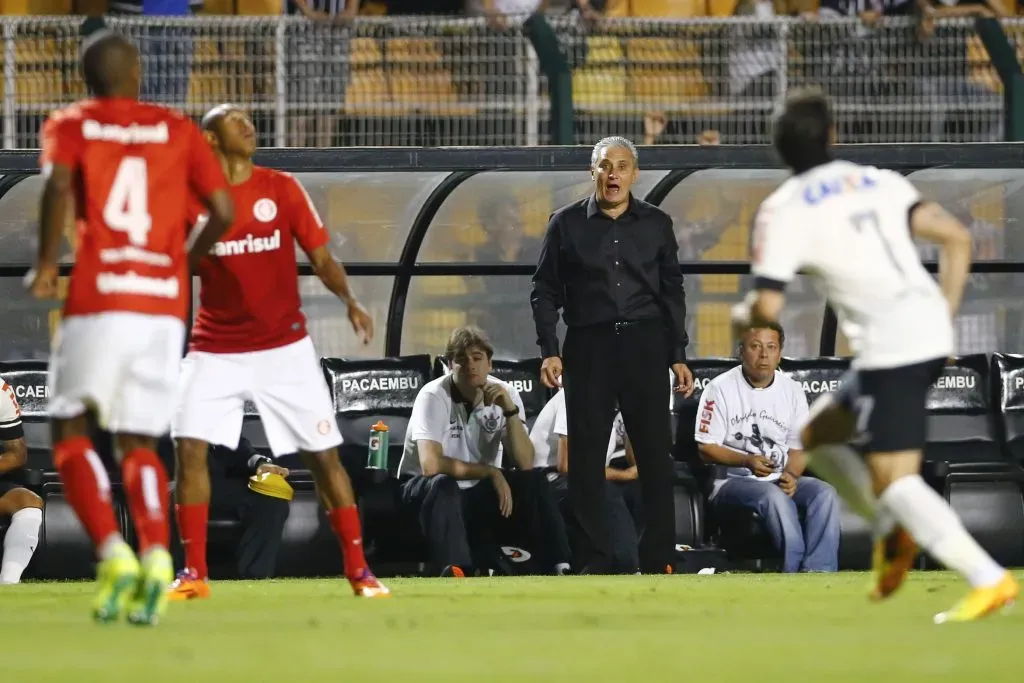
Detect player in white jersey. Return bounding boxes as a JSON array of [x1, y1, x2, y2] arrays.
[[732, 88, 1018, 623]]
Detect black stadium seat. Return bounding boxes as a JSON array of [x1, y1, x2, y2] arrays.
[[944, 353, 1024, 569], [321, 355, 433, 568], [925, 355, 1002, 464], [489, 358, 550, 428], [672, 358, 736, 471], [993, 353, 1024, 464], [239, 399, 270, 455], [322, 355, 432, 475], [779, 357, 874, 570], [778, 357, 851, 408], [0, 360, 53, 472]]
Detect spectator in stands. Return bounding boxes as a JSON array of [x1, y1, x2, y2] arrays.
[[530, 389, 642, 574], [287, 0, 360, 147], [101, 0, 199, 106], [398, 326, 572, 577], [207, 437, 292, 580], [476, 196, 541, 264], [0, 378, 43, 585], [474, 197, 543, 359], [694, 323, 841, 573]]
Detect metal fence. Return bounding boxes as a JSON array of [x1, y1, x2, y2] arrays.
[[0, 14, 1011, 149]]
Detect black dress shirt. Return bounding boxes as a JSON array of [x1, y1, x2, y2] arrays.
[[530, 194, 689, 363]]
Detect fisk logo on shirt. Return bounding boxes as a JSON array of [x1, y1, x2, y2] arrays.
[[699, 400, 714, 434]]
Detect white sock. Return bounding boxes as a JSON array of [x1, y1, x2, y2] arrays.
[[807, 444, 878, 522], [0, 507, 43, 584], [555, 563, 571, 576], [880, 475, 1006, 588], [97, 533, 128, 562]]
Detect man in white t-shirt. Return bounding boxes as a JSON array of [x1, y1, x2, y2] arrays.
[[531, 391, 642, 573], [733, 89, 1016, 621], [398, 326, 571, 577], [694, 324, 840, 573], [0, 376, 43, 584]]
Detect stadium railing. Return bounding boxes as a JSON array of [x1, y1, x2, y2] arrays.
[[0, 14, 1014, 149]]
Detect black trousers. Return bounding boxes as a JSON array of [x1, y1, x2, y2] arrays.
[[399, 470, 572, 575], [563, 319, 675, 573], [209, 478, 290, 579], [553, 474, 643, 574]]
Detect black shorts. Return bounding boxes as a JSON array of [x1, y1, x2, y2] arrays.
[[834, 357, 946, 453]]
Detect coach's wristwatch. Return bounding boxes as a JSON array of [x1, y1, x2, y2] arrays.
[[503, 406, 520, 418]]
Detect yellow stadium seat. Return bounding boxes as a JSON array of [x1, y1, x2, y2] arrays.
[[386, 38, 444, 66], [585, 36, 624, 64], [390, 69, 475, 116], [344, 68, 391, 115], [625, 37, 699, 64], [967, 35, 1000, 94], [199, 0, 232, 13], [31, 0, 71, 13], [706, 0, 737, 16], [235, 0, 282, 14], [602, 0, 630, 16], [350, 37, 383, 66], [572, 67, 627, 110], [14, 39, 62, 108], [631, 0, 706, 17], [631, 69, 708, 106]]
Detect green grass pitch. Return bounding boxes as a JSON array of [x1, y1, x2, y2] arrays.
[[2, 571, 1021, 682]]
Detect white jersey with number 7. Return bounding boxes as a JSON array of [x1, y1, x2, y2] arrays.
[[751, 160, 954, 370]]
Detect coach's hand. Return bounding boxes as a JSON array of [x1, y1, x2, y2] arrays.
[[347, 300, 374, 345], [257, 463, 290, 479], [745, 455, 775, 478], [540, 356, 562, 389], [25, 263, 59, 300], [490, 468, 513, 518], [672, 363, 694, 398]]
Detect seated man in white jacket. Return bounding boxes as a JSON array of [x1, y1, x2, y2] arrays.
[[531, 389, 642, 574], [0, 377, 43, 584]]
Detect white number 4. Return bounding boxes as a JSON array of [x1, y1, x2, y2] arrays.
[[103, 156, 152, 247]]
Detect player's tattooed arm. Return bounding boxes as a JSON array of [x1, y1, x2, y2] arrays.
[[910, 201, 972, 318], [308, 245, 374, 343], [0, 438, 28, 475], [28, 162, 73, 298]]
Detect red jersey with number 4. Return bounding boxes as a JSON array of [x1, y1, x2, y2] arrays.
[[39, 98, 227, 321], [188, 166, 330, 354]]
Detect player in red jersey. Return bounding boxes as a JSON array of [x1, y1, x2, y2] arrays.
[[25, 32, 234, 625], [168, 104, 388, 600]]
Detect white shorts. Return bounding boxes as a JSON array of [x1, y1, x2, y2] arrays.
[[171, 336, 342, 456], [48, 312, 187, 437]]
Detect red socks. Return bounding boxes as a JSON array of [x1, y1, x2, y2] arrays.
[[53, 436, 121, 550], [121, 448, 170, 555], [328, 505, 368, 578], [175, 503, 209, 580]]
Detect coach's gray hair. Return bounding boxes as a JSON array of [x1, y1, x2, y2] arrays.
[[591, 136, 638, 169]]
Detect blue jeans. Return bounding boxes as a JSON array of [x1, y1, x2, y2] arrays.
[[714, 476, 840, 573]]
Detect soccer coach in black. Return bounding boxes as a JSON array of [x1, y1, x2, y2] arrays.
[[530, 136, 694, 575]]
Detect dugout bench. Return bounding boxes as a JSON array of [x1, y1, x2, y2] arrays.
[[5, 353, 1024, 580]]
